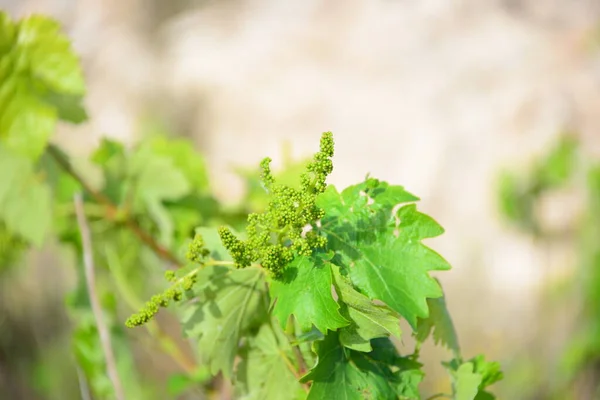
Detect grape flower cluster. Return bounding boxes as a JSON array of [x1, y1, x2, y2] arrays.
[[125, 233, 208, 327], [218, 131, 334, 277]]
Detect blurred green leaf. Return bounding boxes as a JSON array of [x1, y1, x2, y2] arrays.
[[0, 144, 51, 246], [43, 91, 88, 123], [534, 135, 578, 189], [128, 143, 191, 246], [0, 12, 85, 160], [444, 356, 503, 400], [167, 367, 211, 396], [497, 170, 532, 227], [147, 136, 210, 191]]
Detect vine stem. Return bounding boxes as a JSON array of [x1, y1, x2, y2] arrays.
[[267, 315, 309, 392], [284, 315, 309, 380], [74, 193, 126, 400], [291, 339, 308, 376], [75, 363, 92, 400], [103, 245, 198, 373], [48, 144, 181, 266]]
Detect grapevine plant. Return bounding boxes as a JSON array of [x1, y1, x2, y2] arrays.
[[0, 10, 502, 400], [127, 130, 503, 400]]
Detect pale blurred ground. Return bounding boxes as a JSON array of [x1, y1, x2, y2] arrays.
[[3, 0, 600, 397]]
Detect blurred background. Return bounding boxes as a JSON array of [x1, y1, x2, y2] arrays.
[[2, 0, 600, 399]]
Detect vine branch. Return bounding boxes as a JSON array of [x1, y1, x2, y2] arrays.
[[49, 144, 181, 266], [74, 193, 125, 400], [284, 315, 309, 379]]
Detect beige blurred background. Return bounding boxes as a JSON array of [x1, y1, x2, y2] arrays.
[[3, 0, 600, 398]]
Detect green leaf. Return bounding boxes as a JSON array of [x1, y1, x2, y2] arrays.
[[270, 253, 349, 333], [129, 143, 191, 246], [182, 265, 268, 378], [129, 144, 191, 203], [0, 12, 85, 160], [415, 289, 460, 356], [235, 322, 305, 400], [147, 136, 210, 191], [301, 332, 408, 400], [167, 367, 211, 396], [448, 362, 482, 400], [332, 265, 401, 352], [369, 338, 424, 399], [0, 144, 51, 245], [444, 356, 503, 400], [470, 355, 503, 390], [318, 182, 451, 328], [90, 138, 128, 204], [42, 91, 88, 123], [396, 368, 424, 400], [534, 134, 577, 188], [38, 147, 82, 204], [91, 138, 125, 166], [17, 16, 85, 94], [167, 374, 194, 397]]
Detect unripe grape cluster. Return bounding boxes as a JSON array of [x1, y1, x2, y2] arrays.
[[125, 233, 209, 327], [219, 132, 334, 277]]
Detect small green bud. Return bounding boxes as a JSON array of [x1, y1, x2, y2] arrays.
[[187, 232, 210, 263], [165, 270, 176, 282]]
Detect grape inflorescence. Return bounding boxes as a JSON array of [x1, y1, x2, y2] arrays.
[[125, 232, 208, 327], [219, 132, 334, 277], [125, 132, 334, 327]]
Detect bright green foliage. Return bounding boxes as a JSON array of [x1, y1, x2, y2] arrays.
[[446, 362, 482, 400], [90, 135, 224, 252], [332, 265, 402, 352], [416, 290, 460, 356], [301, 332, 422, 400], [182, 265, 269, 378], [0, 11, 85, 160], [145, 135, 210, 191], [166, 367, 211, 397], [0, 10, 503, 397], [0, 11, 86, 249], [270, 252, 349, 333], [444, 356, 504, 400], [0, 145, 51, 245], [235, 322, 305, 400], [497, 134, 578, 234], [128, 141, 192, 246], [125, 131, 502, 398], [318, 182, 451, 328]]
